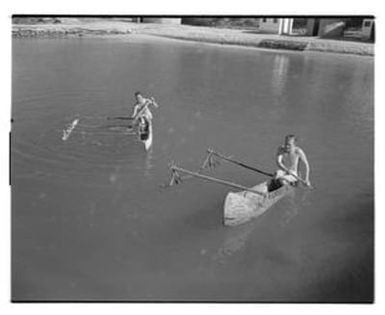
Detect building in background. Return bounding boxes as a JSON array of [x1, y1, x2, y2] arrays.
[[133, 17, 374, 42], [361, 19, 375, 41], [305, 17, 374, 41], [305, 18, 345, 38], [258, 18, 294, 35], [258, 18, 280, 33]]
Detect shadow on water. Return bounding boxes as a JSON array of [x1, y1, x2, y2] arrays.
[[162, 186, 306, 271], [183, 199, 224, 230]]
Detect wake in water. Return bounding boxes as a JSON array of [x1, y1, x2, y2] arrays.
[[61, 115, 141, 152], [62, 118, 79, 141]]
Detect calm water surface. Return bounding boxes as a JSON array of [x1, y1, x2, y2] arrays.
[[12, 36, 374, 301]]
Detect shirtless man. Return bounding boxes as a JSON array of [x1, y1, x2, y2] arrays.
[[131, 91, 158, 121], [268, 135, 311, 191]]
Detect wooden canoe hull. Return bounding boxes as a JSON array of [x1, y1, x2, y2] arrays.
[[138, 119, 153, 151], [223, 181, 294, 226], [143, 121, 152, 151]]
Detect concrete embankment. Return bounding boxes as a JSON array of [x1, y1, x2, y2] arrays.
[[139, 24, 374, 56], [12, 20, 374, 57]]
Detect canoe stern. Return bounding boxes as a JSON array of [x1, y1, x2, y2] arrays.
[[224, 190, 265, 226], [223, 182, 293, 226]]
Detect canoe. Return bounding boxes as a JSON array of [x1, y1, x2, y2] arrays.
[[138, 118, 153, 151], [223, 181, 295, 226], [143, 120, 152, 151]]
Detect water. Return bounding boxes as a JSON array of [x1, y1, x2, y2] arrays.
[[11, 36, 374, 302]]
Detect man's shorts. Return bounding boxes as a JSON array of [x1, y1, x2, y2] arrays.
[[275, 169, 298, 184]]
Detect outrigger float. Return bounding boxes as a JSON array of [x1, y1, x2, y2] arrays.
[[167, 149, 308, 227]]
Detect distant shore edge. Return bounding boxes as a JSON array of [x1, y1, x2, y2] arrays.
[[12, 22, 374, 57]]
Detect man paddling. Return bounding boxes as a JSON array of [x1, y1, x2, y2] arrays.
[[131, 91, 158, 122], [268, 135, 311, 191]]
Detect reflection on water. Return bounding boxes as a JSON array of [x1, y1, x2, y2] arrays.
[[278, 190, 298, 227], [144, 148, 154, 177], [272, 54, 289, 96], [12, 37, 373, 302], [213, 223, 255, 264], [278, 189, 312, 227], [213, 188, 310, 264]]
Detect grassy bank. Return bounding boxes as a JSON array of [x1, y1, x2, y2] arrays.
[[12, 18, 374, 57]]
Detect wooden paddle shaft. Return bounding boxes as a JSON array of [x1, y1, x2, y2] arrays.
[[133, 100, 155, 123], [208, 150, 274, 177], [208, 149, 312, 189], [107, 116, 134, 120]]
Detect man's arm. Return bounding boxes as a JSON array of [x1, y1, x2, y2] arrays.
[[149, 97, 159, 108], [276, 147, 289, 173], [131, 104, 139, 118], [298, 148, 311, 185]]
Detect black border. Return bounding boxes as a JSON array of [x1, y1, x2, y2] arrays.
[[10, 13, 375, 304], [12, 14, 375, 19]]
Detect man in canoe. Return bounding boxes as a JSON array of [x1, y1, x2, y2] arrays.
[[131, 91, 158, 122], [268, 135, 311, 191]]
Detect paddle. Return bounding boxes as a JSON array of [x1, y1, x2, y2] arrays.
[[132, 98, 158, 124], [207, 149, 313, 190], [207, 149, 274, 177], [107, 116, 134, 120], [286, 171, 314, 190], [106, 97, 158, 123]]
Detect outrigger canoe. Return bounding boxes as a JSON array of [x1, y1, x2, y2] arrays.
[[168, 150, 305, 227], [224, 181, 295, 226]]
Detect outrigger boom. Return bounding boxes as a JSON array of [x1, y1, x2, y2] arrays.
[[169, 164, 266, 197]]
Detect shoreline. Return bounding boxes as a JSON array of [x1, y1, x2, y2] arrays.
[[12, 20, 374, 57]]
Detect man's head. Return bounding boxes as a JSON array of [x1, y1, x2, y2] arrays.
[[135, 91, 144, 103], [284, 134, 296, 151]]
